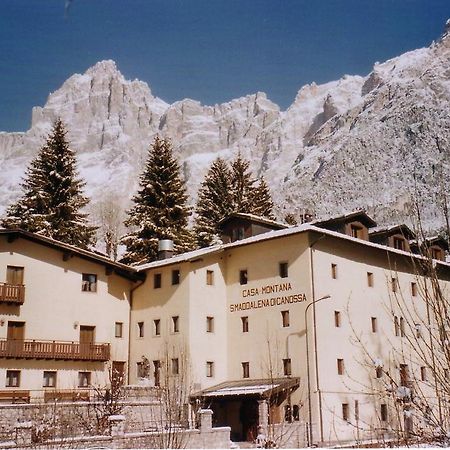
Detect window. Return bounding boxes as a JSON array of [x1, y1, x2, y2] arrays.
[[371, 317, 377, 333], [284, 405, 292, 422], [411, 282, 417, 297], [137, 362, 147, 378], [279, 262, 288, 278], [153, 319, 161, 336], [380, 404, 388, 422], [376, 366, 383, 378], [351, 225, 362, 238], [400, 364, 409, 386], [400, 317, 405, 337], [82, 273, 97, 292], [239, 270, 248, 285], [337, 358, 344, 375], [281, 310, 290, 328], [393, 237, 405, 250], [242, 362, 250, 378], [172, 269, 180, 285], [172, 316, 179, 333], [241, 316, 249, 333], [342, 403, 349, 421], [421, 366, 427, 382], [391, 277, 398, 293], [354, 400, 359, 421], [445, 368, 449, 379], [206, 270, 214, 286], [6, 370, 20, 387], [6, 266, 24, 285], [138, 321, 144, 338], [367, 272, 373, 287], [232, 227, 245, 241], [415, 323, 422, 338], [78, 371, 91, 387], [115, 322, 123, 338], [154, 273, 162, 289], [394, 316, 399, 336], [43, 371, 56, 388], [283, 358, 292, 376], [292, 405, 300, 421], [206, 316, 214, 333], [172, 358, 179, 375], [206, 361, 214, 378], [331, 263, 338, 279], [431, 247, 443, 260], [334, 311, 341, 328]]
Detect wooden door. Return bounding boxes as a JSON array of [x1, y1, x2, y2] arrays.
[[79, 326, 95, 358], [7, 322, 25, 355], [112, 361, 125, 386], [6, 266, 24, 285], [7, 321, 25, 340]]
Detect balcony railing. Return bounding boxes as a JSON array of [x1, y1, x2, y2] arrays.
[[0, 340, 110, 361], [0, 283, 25, 304]]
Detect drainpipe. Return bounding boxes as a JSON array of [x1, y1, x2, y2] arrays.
[[307, 233, 328, 445], [127, 277, 146, 384]]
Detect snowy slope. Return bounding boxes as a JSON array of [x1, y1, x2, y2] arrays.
[[0, 22, 449, 235]]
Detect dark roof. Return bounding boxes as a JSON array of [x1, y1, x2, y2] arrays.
[[0, 228, 143, 281], [369, 224, 416, 240], [312, 210, 377, 229], [218, 213, 288, 230]]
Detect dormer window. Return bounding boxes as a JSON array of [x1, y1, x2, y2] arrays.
[[393, 237, 405, 251], [350, 225, 363, 239], [431, 247, 444, 261]]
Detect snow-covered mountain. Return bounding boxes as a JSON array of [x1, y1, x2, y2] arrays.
[[1, 21, 449, 234]]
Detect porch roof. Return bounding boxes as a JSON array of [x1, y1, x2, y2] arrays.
[[191, 377, 300, 399]]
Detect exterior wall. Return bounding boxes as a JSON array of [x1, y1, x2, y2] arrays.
[[0, 236, 132, 395]]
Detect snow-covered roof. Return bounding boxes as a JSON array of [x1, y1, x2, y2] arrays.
[[0, 228, 141, 281], [218, 212, 288, 229], [311, 210, 377, 228], [135, 221, 450, 272], [369, 223, 416, 239]]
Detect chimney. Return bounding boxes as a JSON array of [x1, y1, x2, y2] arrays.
[[158, 240, 174, 260]]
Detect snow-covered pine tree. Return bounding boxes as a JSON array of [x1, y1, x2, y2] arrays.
[[121, 137, 193, 265], [2, 119, 96, 249], [194, 158, 234, 248], [251, 177, 275, 219], [230, 153, 257, 212]]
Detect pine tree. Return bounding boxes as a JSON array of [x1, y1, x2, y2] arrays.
[[230, 153, 256, 212], [2, 119, 96, 249], [251, 177, 275, 219], [194, 154, 276, 247], [194, 158, 234, 248], [121, 137, 193, 265]]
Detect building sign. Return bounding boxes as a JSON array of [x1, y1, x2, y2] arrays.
[[229, 282, 307, 312]]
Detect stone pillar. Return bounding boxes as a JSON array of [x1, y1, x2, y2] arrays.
[[258, 399, 269, 435], [15, 421, 33, 446], [198, 408, 213, 432], [108, 414, 126, 437]]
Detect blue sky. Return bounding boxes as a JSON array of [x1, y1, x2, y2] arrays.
[[0, 0, 448, 131]]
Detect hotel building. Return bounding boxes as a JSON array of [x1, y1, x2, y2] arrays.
[[0, 211, 448, 445]]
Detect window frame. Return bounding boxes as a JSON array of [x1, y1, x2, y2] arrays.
[[242, 361, 250, 378], [206, 270, 214, 286], [334, 311, 341, 328], [78, 371, 91, 388], [371, 317, 377, 333], [81, 273, 97, 292], [43, 371, 57, 388], [241, 316, 249, 333], [283, 358, 292, 376], [172, 358, 179, 375], [137, 321, 144, 338], [337, 358, 344, 375], [6, 370, 20, 388], [206, 316, 214, 333], [154, 273, 162, 289], [331, 263, 337, 279], [115, 322, 123, 338], [172, 316, 179, 333], [153, 319, 161, 336], [367, 272, 374, 287], [172, 269, 180, 285], [206, 361, 214, 378], [239, 269, 248, 285], [279, 262, 288, 278], [281, 310, 290, 328]]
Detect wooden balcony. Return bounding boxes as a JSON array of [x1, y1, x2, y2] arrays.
[[0, 283, 25, 305], [0, 339, 110, 361]]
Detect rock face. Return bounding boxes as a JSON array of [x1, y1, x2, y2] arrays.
[[0, 24, 450, 235]]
